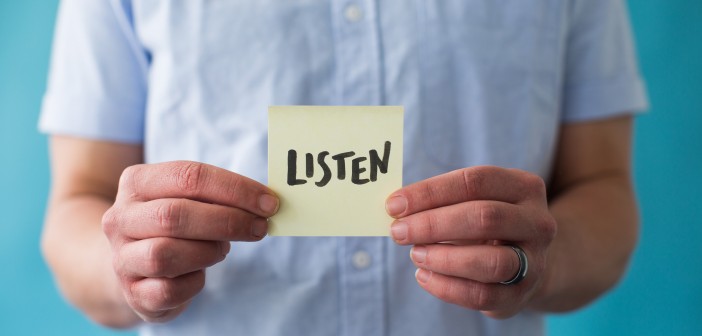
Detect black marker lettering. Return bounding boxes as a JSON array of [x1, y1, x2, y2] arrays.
[[287, 141, 392, 187], [315, 151, 332, 187], [331, 151, 355, 179], [369, 141, 391, 182], [287, 150, 306, 186], [351, 157, 370, 185], [305, 153, 314, 178]]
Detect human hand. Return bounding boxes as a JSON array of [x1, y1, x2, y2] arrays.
[[102, 161, 279, 322], [386, 166, 556, 318]]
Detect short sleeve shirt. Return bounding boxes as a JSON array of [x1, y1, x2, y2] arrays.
[[40, 1, 648, 335]]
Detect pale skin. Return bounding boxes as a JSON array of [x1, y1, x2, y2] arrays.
[[41, 115, 637, 327]]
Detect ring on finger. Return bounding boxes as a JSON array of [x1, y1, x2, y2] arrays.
[[499, 245, 528, 285]]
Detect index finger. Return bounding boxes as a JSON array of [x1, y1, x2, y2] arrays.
[[385, 166, 546, 218], [118, 161, 279, 218]]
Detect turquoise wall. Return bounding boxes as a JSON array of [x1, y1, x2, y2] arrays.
[[0, 1, 124, 335], [0, 1, 699, 335], [548, 1, 702, 335]]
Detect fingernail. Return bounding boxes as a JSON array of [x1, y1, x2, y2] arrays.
[[415, 268, 431, 284], [251, 218, 268, 238], [386, 195, 407, 217], [411, 246, 426, 264], [258, 194, 279, 215], [391, 221, 408, 242]]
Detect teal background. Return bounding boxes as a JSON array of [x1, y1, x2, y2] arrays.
[[0, 1, 699, 335]]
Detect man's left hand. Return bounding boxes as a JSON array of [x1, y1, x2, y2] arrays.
[[386, 166, 557, 318]]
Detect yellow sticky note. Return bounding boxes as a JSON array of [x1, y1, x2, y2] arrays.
[[268, 106, 403, 236]]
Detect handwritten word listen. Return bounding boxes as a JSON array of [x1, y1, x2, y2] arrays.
[[287, 141, 392, 187]]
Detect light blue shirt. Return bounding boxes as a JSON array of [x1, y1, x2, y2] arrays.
[[40, 0, 647, 335]]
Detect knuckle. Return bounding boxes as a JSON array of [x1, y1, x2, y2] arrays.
[[136, 279, 174, 314], [145, 240, 171, 277], [101, 207, 120, 237], [421, 179, 440, 207], [175, 161, 206, 195], [527, 173, 546, 189], [536, 213, 557, 242], [431, 277, 454, 302], [418, 212, 441, 242], [490, 250, 514, 281], [459, 251, 479, 272], [156, 279, 176, 308], [155, 200, 184, 236], [443, 278, 483, 309], [433, 250, 449, 269], [478, 203, 502, 233], [125, 280, 157, 319], [119, 165, 143, 197], [461, 168, 487, 197], [544, 215, 558, 240], [475, 285, 498, 310], [223, 175, 244, 205], [125, 280, 141, 305], [522, 172, 546, 197]]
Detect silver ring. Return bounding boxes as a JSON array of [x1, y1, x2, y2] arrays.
[[499, 245, 528, 285]]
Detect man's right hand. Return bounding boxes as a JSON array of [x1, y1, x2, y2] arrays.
[[101, 161, 279, 322]]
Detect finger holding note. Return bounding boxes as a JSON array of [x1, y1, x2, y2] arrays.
[[386, 166, 557, 318], [102, 161, 279, 322]]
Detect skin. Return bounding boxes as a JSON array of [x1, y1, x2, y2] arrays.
[[387, 115, 638, 318], [42, 139, 279, 326], [41, 115, 637, 327]]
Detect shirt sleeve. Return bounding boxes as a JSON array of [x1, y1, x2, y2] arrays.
[[562, 0, 649, 123], [39, 0, 147, 143]]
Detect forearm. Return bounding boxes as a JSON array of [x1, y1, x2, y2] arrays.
[[530, 173, 639, 312], [41, 194, 140, 328]]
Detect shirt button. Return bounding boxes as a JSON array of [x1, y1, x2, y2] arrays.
[[352, 250, 371, 269], [344, 4, 363, 23]]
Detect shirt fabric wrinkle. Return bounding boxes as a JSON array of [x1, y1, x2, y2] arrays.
[[39, 1, 648, 335]]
